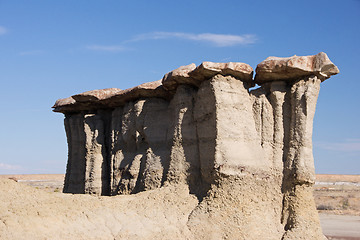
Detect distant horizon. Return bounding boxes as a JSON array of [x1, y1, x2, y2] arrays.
[[1, 173, 359, 176]]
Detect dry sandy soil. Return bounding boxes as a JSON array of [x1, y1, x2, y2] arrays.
[[0, 174, 359, 239], [314, 175, 360, 240], [0, 176, 198, 240]]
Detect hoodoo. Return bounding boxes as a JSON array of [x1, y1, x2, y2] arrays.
[[53, 52, 339, 239]]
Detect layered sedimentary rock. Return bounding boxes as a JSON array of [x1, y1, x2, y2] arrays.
[[53, 52, 339, 240]]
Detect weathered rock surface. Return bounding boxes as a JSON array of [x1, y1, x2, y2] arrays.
[[189, 61, 253, 83], [73, 88, 122, 102], [255, 52, 339, 83], [50, 53, 338, 240], [162, 62, 253, 91], [162, 63, 197, 91], [53, 80, 170, 113]]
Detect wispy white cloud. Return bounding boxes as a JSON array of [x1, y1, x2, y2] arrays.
[[85, 32, 256, 52], [130, 32, 257, 47], [0, 26, 7, 35], [85, 45, 128, 52], [0, 163, 21, 170], [19, 50, 45, 56], [315, 139, 360, 152]]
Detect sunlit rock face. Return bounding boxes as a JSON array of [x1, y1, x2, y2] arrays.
[[53, 52, 338, 240]]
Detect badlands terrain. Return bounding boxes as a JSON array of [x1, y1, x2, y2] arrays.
[[0, 174, 359, 240], [1, 53, 356, 239]]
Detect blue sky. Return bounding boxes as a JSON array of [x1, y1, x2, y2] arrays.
[[0, 0, 359, 174]]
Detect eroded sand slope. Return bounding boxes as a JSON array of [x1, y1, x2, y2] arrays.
[[0, 178, 198, 240]]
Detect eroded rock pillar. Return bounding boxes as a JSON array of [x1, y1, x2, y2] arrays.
[[281, 76, 323, 240], [188, 75, 284, 240], [63, 112, 108, 195]]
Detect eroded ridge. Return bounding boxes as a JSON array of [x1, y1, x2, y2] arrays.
[[53, 52, 339, 240]]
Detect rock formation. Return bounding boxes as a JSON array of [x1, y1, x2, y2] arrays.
[[53, 52, 339, 239]]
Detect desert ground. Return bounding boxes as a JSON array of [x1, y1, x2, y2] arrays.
[[314, 174, 360, 239], [0, 174, 359, 239], [314, 174, 360, 216]]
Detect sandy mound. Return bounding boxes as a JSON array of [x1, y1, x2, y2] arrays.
[[0, 178, 198, 240]]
